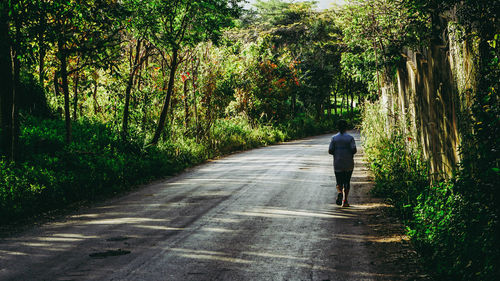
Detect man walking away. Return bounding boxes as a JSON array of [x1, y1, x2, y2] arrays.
[[328, 120, 357, 207]]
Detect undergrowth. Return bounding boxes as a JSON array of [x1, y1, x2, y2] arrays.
[[0, 112, 357, 224], [361, 99, 499, 280]]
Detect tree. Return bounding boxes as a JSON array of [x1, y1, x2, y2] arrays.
[[121, 36, 154, 140], [0, 2, 13, 158], [129, 0, 241, 145], [46, 0, 123, 142]]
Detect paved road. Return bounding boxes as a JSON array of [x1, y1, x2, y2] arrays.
[[0, 131, 401, 280]]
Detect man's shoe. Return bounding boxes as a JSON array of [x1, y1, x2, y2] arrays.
[[336, 193, 343, 205], [341, 201, 350, 208]]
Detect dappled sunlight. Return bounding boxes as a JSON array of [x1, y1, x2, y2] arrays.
[[133, 225, 184, 231], [83, 217, 167, 225], [211, 218, 241, 223], [242, 251, 308, 261], [169, 248, 252, 264], [36, 236, 84, 242], [163, 247, 402, 279], [177, 253, 251, 264], [0, 249, 28, 256], [201, 227, 235, 233], [163, 176, 330, 187], [0, 132, 414, 280], [231, 207, 353, 219], [333, 233, 408, 243], [20, 242, 53, 247]]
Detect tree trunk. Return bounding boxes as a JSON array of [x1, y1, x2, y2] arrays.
[[38, 8, 46, 87], [192, 59, 199, 137], [340, 94, 345, 117], [11, 46, 20, 162], [0, 4, 13, 157], [54, 71, 60, 97], [58, 41, 72, 143], [122, 39, 142, 139], [334, 88, 337, 116], [350, 88, 354, 114], [327, 96, 331, 118], [9, 3, 21, 161], [150, 48, 178, 145], [93, 79, 99, 114], [183, 78, 189, 128], [72, 58, 80, 121]]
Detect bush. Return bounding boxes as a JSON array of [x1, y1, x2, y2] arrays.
[[361, 102, 428, 219], [362, 100, 500, 280]]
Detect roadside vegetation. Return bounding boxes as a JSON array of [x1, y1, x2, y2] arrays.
[[0, 1, 361, 224], [349, 0, 499, 280], [1, 1, 497, 280]]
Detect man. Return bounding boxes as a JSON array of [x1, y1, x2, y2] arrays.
[[328, 119, 357, 207]]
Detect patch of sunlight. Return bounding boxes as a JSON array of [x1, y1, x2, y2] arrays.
[[333, 233, 407, 243], [38, 237, 82, 242], [20, 242, 52, 247], [169, 248, 231, 256], [201, 227, 235, 233], [293, 262, 399, 277], [178, 253, 253, 264], [168, 248, 251, 264], [371, 235, 409, 243], [134, 225, 184, 231], [71, 213, 100, 218], [243, 251, 307, 261], [84, 217, 166, 225], [211, 217, 240, 223], [0, 249, 28, 256], [348, 203, 389, 209], [193, 191, 233, 197], [52, 233, 99, 239], [232, 208, 352, 219], [350, 181, 372, 185]]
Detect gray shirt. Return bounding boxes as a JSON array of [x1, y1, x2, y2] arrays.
[[328, 132, 357, 172]]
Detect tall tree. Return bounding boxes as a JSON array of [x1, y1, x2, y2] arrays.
[[0, 2, 13, 158], [48, 0, 123, 142], [129, 0, 241, 145]]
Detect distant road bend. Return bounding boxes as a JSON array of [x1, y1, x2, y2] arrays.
[[0, 131, 409, 280]]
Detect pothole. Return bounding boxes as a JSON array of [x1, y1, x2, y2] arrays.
[[89, 249, 131, 258]]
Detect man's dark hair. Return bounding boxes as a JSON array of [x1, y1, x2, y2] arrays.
[[337, 119, 348, 133]]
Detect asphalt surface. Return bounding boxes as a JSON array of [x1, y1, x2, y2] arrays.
[[0, 131, 406, 280]]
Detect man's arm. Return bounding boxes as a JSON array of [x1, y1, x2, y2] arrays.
[[328, 138, 335, 155], [350, 137, 357, 155]]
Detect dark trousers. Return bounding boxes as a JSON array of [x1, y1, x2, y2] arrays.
[[335, 170, 353, 191]]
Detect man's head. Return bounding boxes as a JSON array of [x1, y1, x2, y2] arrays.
[[337, 119, 348, 133]]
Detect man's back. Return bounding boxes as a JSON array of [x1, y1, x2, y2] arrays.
[[328, 132, 357, 172]]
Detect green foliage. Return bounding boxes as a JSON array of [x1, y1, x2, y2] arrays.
[[1, 115, 178, 223], [409, 181, 498, 280], [0, 111, 342, 224], [362, 75, 499, 280], [336, 0, 430, 95], [211, 116, 284, 154], [361, 101, 429, 219]]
